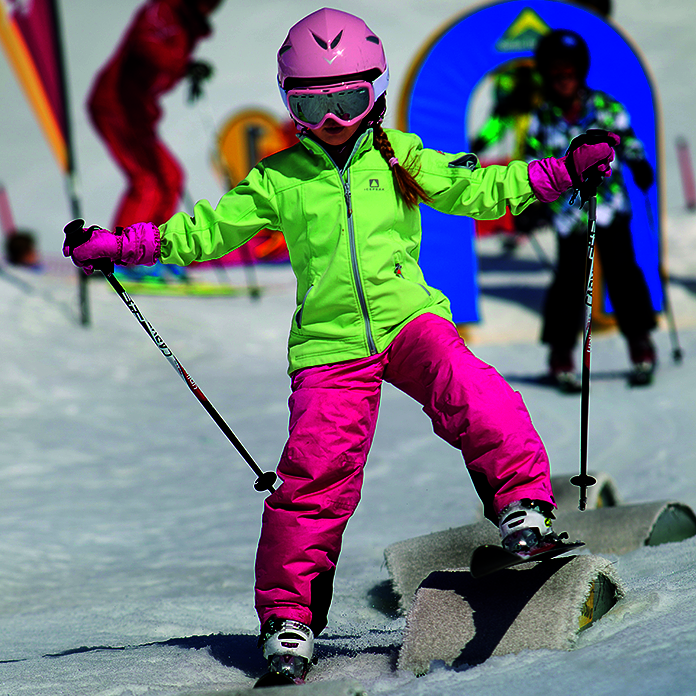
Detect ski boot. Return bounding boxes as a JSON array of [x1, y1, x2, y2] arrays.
[[498, 499, 565, 557], [548, 348, 581, 394], [628, 335, 657, 387], [552, 370, 582, 393], [256, 618, 314, 687]]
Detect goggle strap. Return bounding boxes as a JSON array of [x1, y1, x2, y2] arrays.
[[372, 67, 389, 100]]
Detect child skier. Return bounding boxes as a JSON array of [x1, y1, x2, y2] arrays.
[[64, 8, 618, 683], [526, 29, 657, 388]]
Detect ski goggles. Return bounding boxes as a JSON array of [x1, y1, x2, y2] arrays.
[[281, 70, 389, 130]]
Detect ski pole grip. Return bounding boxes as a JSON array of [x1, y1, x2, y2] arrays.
[[566, 129, 614, 206], [63, 218, 91, 252], [63, 218, 115, 274]]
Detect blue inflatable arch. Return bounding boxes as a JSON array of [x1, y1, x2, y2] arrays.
[[398, 0, 663, 323]]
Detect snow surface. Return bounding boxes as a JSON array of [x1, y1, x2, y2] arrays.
[[2, 1, 696, 694]]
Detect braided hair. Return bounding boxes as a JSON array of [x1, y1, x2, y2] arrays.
[[372, 121, 432, 209]]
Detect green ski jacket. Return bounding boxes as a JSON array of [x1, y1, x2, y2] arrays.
[[159, 128, 536, 373]]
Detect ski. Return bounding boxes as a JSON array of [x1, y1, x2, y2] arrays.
[[117, 279, 247, 297], [254, 671, 298, 688], [469, 540, 585, 579]]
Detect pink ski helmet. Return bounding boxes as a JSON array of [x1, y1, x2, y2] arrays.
[[277, 8, 389, 127]]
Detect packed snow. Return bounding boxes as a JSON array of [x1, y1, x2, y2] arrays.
[[1, 1, 696, 694]]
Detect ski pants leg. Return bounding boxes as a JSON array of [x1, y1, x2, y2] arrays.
[[255, 354, 384, 635], [255, 314, 554, 633], [383, 313, 554, 523], [595, 215, 657, 340]]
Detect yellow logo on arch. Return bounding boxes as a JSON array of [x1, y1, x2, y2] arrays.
[[495, 8, 551, 52]]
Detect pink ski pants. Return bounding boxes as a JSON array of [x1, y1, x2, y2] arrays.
[[255, 313, 554, 633]]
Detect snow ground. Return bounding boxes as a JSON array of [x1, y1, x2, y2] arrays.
[[2, 225, 696, 695], [2, 1, 696, 694]]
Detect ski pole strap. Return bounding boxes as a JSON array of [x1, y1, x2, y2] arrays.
[[565, 129, 614, 207]]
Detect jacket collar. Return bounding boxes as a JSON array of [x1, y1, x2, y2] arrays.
[[299, 129, 374, 171]]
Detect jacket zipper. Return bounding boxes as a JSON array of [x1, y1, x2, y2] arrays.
[[344, 170, 377, 354], [302, 133, 377, 354]]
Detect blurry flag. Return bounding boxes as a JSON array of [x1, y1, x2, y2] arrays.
[[0, 0, 90, 325], [0, 0, 72, 173]]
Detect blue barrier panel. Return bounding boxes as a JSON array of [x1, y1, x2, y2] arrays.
[[400, 0, 662, 323]]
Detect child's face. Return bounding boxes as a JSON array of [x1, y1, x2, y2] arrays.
[[312, 119, 361, 147], [547, 62, 581, 102]]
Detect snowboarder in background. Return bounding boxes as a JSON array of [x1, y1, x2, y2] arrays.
[[65, 9, 619, 683], [87, 0, 222, 232], [525, 29, 657, 390]]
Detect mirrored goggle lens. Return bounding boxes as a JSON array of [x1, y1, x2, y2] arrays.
[[287, 87, 371, 126]]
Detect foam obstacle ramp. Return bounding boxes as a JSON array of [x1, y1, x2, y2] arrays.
[[179, 680, 367, 696], [384, 472, 696, 612], [398, 555, 624, 674], [386, 468, 696, 675], [555, 500, 696, 555], [385, 519, 498, 613]]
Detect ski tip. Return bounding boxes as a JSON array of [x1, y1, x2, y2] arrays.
[[254, 671, 298, 688], [469, 540, 585, 579]]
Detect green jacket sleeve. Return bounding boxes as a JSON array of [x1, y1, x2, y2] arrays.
[[406, 135, 537, 220], [158, 164, 280, 265]]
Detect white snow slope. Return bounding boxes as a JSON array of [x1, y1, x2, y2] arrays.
[[2, 1, 696, 695]]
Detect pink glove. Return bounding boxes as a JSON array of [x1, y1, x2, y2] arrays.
[[528, 132, 621, 203], [62, 221, 161, 275]]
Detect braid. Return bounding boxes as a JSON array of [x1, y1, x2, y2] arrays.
[[373, 123, 432, 209]]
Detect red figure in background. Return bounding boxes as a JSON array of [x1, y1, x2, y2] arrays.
[[88, 0, 222, 229]]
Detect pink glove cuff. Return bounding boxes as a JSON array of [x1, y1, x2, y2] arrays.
[[120, 222, 161, 266], [528, 157, 573, 203]]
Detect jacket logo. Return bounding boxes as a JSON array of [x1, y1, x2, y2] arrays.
[[366, 178, 384, 191]]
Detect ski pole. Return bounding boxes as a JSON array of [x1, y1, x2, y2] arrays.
[[644, 193, 683, 363], [63, 219, 277, 494], [570, 193, 598, 510], [564, 130, 614, 511]]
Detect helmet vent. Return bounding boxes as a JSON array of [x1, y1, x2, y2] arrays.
[[366, 35, 380, 44], [311, 32, 328, 50], [278, 43, 292, 56], [330, 30, 343, 49]]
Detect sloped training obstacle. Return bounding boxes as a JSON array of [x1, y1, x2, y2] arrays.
[[384, 471, 696, 675], [386, 471, 696, 613], [398, 555, 623, 674]]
